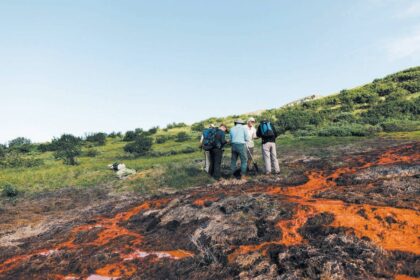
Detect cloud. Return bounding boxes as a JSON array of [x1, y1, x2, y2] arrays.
[[386, 27, 420, 60], [397, 1, 420, 18]]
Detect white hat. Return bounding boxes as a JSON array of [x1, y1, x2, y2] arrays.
[[248, 117, 256, 123]]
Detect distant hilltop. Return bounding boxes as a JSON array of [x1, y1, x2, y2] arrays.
[[247, 94, 322, 115], [283, 94, 322, 107]]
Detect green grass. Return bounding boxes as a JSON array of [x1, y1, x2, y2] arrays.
[[1, 66, 419, 196]]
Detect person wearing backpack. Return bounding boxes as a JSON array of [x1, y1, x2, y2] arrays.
[[207, 124, 228, 180], [230, 119, 250, 178], [257, 120, 280, 175], [200, 124, 215, 173]]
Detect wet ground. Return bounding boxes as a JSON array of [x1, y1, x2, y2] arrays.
[[0, 140, 419, 280]]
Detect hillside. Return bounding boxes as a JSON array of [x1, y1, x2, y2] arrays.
[[0, 67, 419, 280], [0, 66, 419, 195]]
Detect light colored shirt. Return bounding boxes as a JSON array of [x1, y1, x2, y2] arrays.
[[230, 124, 250, 144], [246, 126, 257, 148]]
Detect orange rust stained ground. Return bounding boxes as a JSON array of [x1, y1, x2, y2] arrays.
[[0, 198, 195, 279], [395, 275, 420, 280], [229, 146, 420, 262], [1, 144, 419, 279], [193, 196, 220, 206], [95, 263, 136, 278]]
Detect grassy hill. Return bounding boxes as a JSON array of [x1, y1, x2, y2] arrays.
[[0, 66, 419, 197]]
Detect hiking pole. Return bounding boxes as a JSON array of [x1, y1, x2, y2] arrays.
[[246, 145, 259, 173]]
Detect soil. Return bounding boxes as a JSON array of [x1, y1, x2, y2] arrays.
[[0, 139, 419, 280]]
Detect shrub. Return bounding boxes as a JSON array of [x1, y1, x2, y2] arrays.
[[124, 134, 153, 157], [180, 147, 197, 154], [85, 132, 107, 146], [318, 124, 381, 137], [1, 184, 18, 198], [123, 131, 138, 142], [400, 80, 420, 93], [380, 119, 420, 132], [156, 135, 169, 144], [175, 132, 191, 142], [0, 152, 44, 168], [332, 112, 357, 123], [166, 122, 187, 129], [52, 134, 82, 165], [276, 109, 322, 132], [8, 137, 33, 153], [85, 149, 99, 157], [191, 122, 205, 132], [0, 144, 6, 158], [148, 127, 159, 135], [108, 132, 122, 138]]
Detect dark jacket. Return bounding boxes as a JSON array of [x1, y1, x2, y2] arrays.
[[215, 129, 227, 149], [257, 122, 278, 144]]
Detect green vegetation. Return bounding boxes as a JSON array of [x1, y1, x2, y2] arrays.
[[0, 67, 418, 196], [53, 134, 83, 165], [123, 134, 153, 157]]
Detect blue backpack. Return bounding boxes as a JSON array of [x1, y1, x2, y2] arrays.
[[260, 122, 275, 137], [202, 128, 218, 151]]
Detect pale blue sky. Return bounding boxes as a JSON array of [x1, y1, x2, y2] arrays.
[[1, 0, 419, 143]]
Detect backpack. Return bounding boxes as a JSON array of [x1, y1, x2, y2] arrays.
[[260, 122, 275, 137], [202, 128, 218, 151]]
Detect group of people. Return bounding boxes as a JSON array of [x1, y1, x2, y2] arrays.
[[200, 118, 280, 180]]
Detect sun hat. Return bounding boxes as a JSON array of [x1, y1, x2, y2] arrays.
[[234, 119, 245, 125]]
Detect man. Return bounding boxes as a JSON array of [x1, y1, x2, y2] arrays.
[[256, 120, 280, 175], [208, 124, 228, 180], [246, 117, 258, 171], [230, 119, 250, 178], [200, 124, 215, 173]]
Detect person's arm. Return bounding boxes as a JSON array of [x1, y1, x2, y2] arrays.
[[244, 127, 250, 142], [272, 124, 278, 138], [219, 131, 227, 146], [252, 128, 258, 139], [256, 125, 262, 138]]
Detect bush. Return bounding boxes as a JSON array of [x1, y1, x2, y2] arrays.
[[8, 137, 33, 153], [85, 149, 99, 157], [166, 122, 187, 130], [180, 147, 197, 154], [124, 134, 153, 157], [53, 134, 82, 165], [191, 122, 205, 132], [318, 124, 381, 137], [0, 144, 6, 158], [0, 152, 44, 168], [332, 112, 357, 123], [123, 131, 138, 142], [1, 184, 18, 198], [148, 127, 159, 134], [175, 132, 191, 142], [85, 132, 107, 146], [276, 109, 322, 132], [380, 119, 420, 132], [108, 132, 122, 138], [156, 135, 169, 144]]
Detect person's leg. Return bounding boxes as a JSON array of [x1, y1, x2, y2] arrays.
[[262, 143, 271, 174], [208, 150, 215, 176], [204, 151, 210, 173], [239, 144, 248, 175], [213, 149, 223, 179], [246, 147, 252, 170], [270, 143, 280, 173], [231, 144, 239, 174]]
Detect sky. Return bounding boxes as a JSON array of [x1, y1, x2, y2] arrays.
[[1, 0, 419, 143]]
